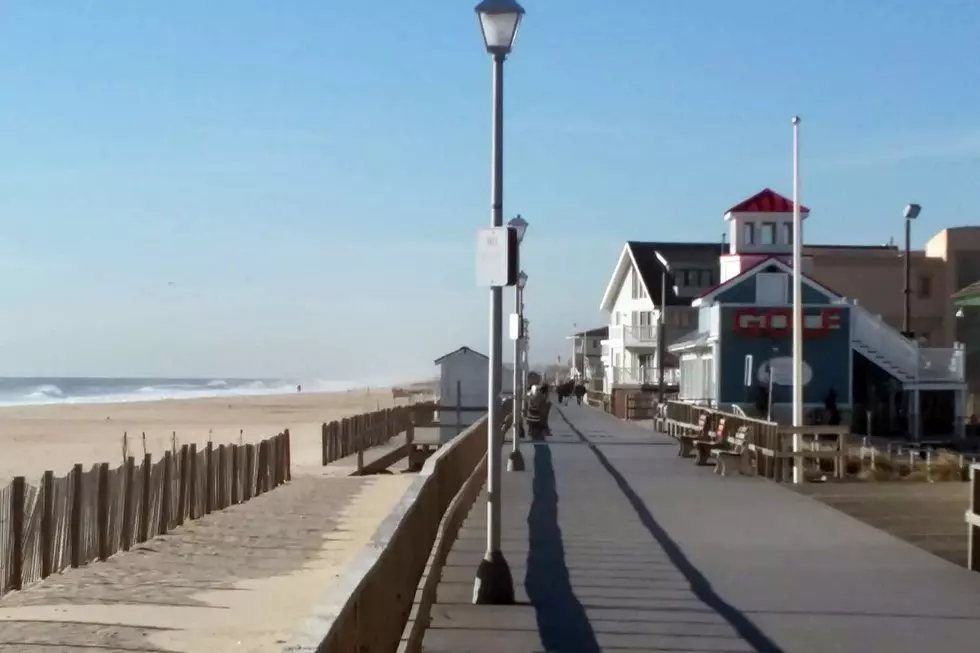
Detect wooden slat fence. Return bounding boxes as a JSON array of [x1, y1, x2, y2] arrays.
[[320, 402, 437, 465], [0, 431, 291, 598]]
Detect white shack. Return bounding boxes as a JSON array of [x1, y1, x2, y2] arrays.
[[434, 346, 512, 444]]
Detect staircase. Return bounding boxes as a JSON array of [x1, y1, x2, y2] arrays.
[[847, 301, 965, 385]]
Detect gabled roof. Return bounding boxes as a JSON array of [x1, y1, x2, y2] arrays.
[[599, 241, 720, 312], [433, 346, 488, 365], [574, 326, 609, 338], [690, 256, 840, 307], [724, 188, 809, 218]]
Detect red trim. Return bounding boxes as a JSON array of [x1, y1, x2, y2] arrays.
[[725, 188, 810, 214]]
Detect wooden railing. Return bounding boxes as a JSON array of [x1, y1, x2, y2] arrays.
[[320, 402, 437, 466], [285, 399, 511, 652], [968, 464, 980, 572], [662, 401, 852, 482], [626, 393, 656, 420]]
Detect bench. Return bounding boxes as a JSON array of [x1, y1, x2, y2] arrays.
[[711, 426, 750, 476], [674, 414, 711, 457], [692, 417, 727, 466]]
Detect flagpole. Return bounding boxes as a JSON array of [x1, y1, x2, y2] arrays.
[[791, 116, 803, 485]]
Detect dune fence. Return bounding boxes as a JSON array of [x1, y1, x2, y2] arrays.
[[0, 430, 291, 599], [320, 402, 437, 465]]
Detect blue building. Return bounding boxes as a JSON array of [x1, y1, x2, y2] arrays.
[[668, 189, 966, 438]]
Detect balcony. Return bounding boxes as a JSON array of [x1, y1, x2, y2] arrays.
[[610, 325, 659, 349], [611, 366, 681, 386]]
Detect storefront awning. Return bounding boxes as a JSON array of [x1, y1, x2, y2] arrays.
[[952, 280, 980, 306]]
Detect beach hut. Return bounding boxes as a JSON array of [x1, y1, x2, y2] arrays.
[[434, 346, 512, 443]]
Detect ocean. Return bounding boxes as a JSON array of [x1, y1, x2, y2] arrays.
[[0, 377, 371, 407]]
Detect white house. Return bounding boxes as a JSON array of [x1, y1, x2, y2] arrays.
[[433, 346, 513, 443], [598, 241, 719, 395]]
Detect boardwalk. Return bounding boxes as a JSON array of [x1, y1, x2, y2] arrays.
[[423, 403, 980, 653]]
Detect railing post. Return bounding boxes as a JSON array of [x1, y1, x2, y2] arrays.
[[9, 476, 25, 591], [970, 465, 980, 572]]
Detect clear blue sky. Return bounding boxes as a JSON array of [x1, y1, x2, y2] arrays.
[[0, 0, 978, 381]]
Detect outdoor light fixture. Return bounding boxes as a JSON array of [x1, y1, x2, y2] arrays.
[[474, 0, 525, 606], [903, 203, 922, 336], [957, 307, 966, 319], [476, 0, 525, 55], [517, 270, 528, 289], [508, 214, 528, 243]]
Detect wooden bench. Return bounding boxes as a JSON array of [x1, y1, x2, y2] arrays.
[[692, 417, 727, 466], [711, 426, 750, 476], [674, 414, 711, 457]]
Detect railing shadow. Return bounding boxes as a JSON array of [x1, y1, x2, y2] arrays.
[[555, 406, 787, 653]]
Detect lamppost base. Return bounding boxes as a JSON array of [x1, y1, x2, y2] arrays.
[[473, 550, 515, 605], [507, 449, 525, 472]]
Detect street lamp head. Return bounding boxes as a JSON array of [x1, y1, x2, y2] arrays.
[[475, 0, 525, 55], [654, 250, 670, 270], [792, 116, 800, 126], [904, 203, 921, 220], [517, 270, 528, 289], [508, 214, 529, 242]]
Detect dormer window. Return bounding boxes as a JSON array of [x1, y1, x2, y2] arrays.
[[783, 222, 793, 245], [743, 222, 755, 245], [761, 222, 776, 245]]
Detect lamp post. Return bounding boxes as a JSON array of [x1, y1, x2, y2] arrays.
[[654, 252, 671, 402], [508, 266, 528, 472], [473, 0, 523, 606], [903, 203, 921, 338], [791, 116, 804, 485]]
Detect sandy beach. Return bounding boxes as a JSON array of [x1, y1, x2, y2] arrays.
[[0, 380, 440, 651], [0, 382, 436, 484]]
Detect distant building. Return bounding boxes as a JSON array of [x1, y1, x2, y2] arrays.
[[433, 346, 512, 443], [597, 188, 970, 438], [567, 326, 607, 383]]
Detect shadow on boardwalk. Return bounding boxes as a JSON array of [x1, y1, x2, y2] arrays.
[[550, 407, 783, 653], [426, 403, 980, 652]]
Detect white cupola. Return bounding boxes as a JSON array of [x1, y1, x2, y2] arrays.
[[719, 188, 813, 283]]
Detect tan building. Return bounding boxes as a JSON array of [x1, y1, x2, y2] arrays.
[[808, 228, 980, 410]]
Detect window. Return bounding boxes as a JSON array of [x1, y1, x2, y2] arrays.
[[630, 269, 648, 299], [698, 269, 714, 286], [918, 274, 932, 299], [614, 312, 620, 326], [591, 339, 600, 349], [783, 222, 793, 245], [756, 272, 788, 304], [743, 222, 755, 245], [761, 222, 776, 245], [671, 310, 691, 328]]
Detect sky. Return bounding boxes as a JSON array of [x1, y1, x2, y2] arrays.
[[0, 0, 979, 382]]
